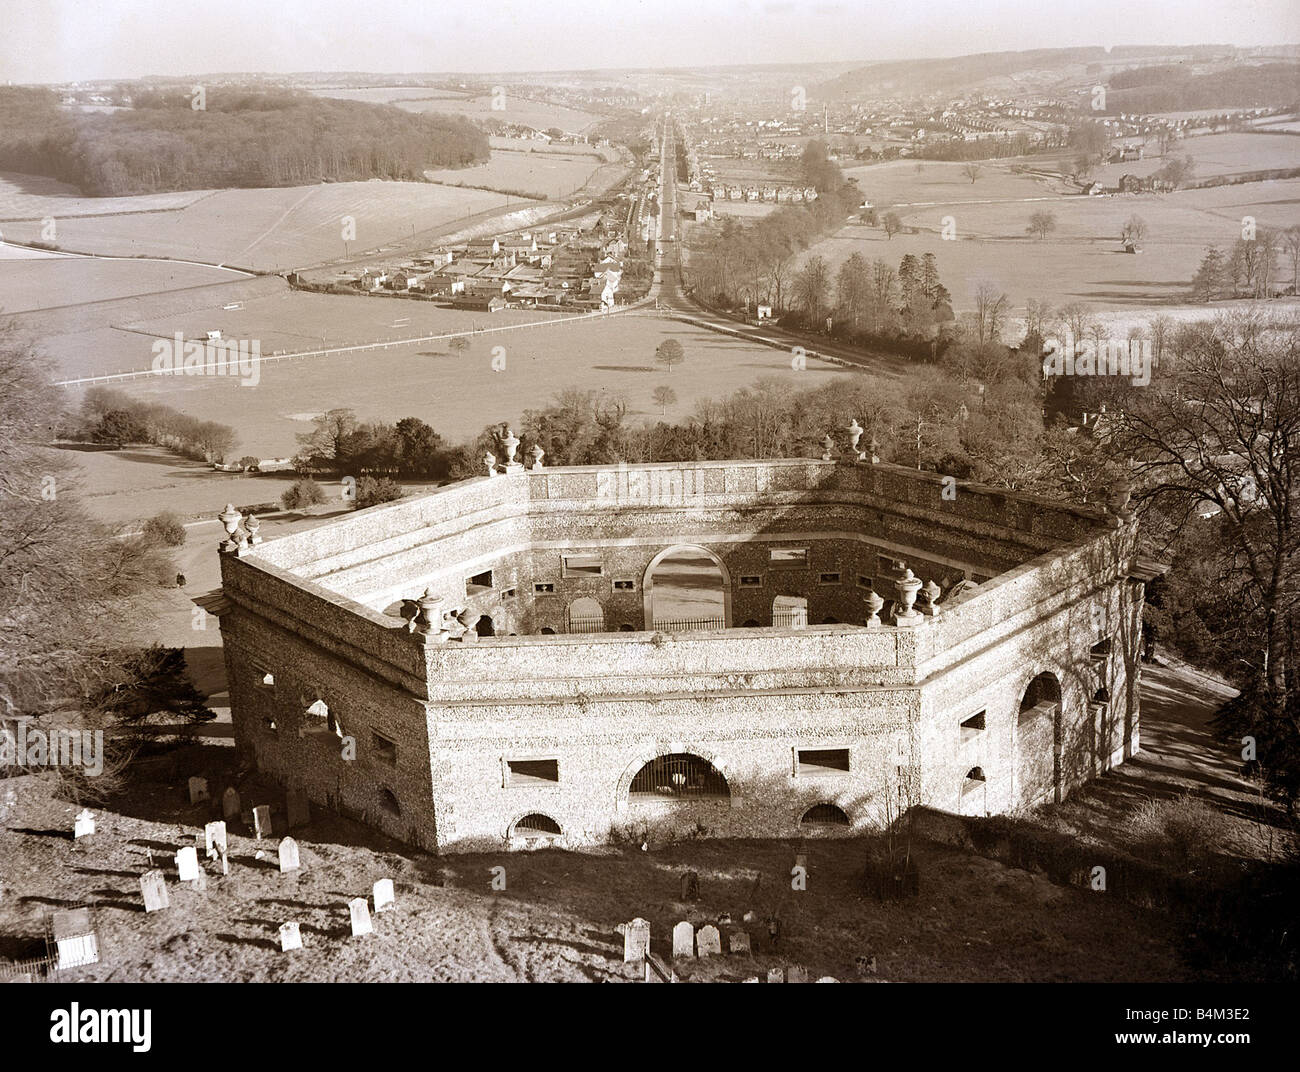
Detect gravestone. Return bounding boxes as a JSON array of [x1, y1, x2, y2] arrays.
[[204, 820, 227, 860], [279, 922, 302, 952], [221, 787, 240, 821], [729, 930, 751, 954], [787, 965, 808, 984], [73, 809, 94, 839], [743, 976, 760, 983], [175, 846, 200, 882], [278, 836, 300, 873], [680, 870, 699, 902], [623, 917, 650, 963], [672, 920, 694, 958], [286, 786, 311, 829], [252, 805, 271, 840], [373, 879, 395, 912], [218, 848, 229, 876], [817, 976, 839, 983], [767, 967, 784, 984], [696, 924, 721, 957], [794, 852, 807, 872], [349, 897, 372, 937], [188, 776, 209, 804], [140, 870, 168, 912]]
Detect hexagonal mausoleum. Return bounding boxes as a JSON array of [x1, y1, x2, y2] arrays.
[[212, 454, 1148, 853]]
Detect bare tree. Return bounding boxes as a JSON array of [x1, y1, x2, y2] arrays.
[[1121, 214, 1149, 244], [971, 283, 1009, 346], [882, 211, 902, 240], [652, 385, 677, 416], [961, 162, 983, 184], [1026, 210, 1057, 241]]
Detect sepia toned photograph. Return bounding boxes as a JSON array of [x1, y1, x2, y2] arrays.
[[0, 0, 1296, 1042]]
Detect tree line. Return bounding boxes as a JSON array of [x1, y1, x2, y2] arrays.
[[0, 87, 489, 196]]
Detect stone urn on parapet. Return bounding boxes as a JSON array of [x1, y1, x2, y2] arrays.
[[412, 589, 448, 643], [217, 503, 246, 554], [529, 444, 545, 471], [847, 418, 867, 463], [501, 428, 525, 474], [863, 589, 885, 628], [893, 568, 924, 627], [918, 579, 942, 617]]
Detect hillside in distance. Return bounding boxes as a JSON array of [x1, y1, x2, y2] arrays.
[[815, 44, 1250, 99], [0, 87, 490, 197]]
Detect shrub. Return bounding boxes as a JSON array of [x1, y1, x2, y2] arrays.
[[281, 478, 326, 511], [141, 511, 187, 547], [354, 476, 405, 510], [1122, 792, 1233, 870]]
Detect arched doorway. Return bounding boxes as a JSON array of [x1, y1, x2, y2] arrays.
[[643, 545, 731, 630], [1016, 672, 1061, 807], [772, 594, 808, 628], [566, 596, 605, 634], [475, 615, 495, 637]]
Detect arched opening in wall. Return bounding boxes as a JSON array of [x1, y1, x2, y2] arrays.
[[513, 813, 562, 837], [1092, 687, 1111, 705], [379, 789, 401, 815], [964, 766, 986, 784], [960, 766, 987, 816], [644, 546, 729, 630], [1016, 672, 1062, 807], [618, 623, 635, 631], [540, 627, 556, 635], [629, 753, 729, 802], [800, 803, 849, 830], [475, 615, 495, 637], [772, 594, 808, 628], [821, 615, 839, 625], [566, 596, 605, 634]]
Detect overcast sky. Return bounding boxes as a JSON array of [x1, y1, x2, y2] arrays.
[[3, 0, 1298, 83]]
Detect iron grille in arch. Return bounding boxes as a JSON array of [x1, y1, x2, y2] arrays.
[[629, 753, 729, 799]]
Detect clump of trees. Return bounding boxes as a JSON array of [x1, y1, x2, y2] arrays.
[[1192, 232, 1286, 301], [281, 478, 327, 511], [292, 409, 473, 481], [142, 511, 187, 547], [0, 86, 489, 196], [72, 388, 237, 463]]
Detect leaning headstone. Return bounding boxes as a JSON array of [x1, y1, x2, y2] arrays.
[[786, 965, 808, 984], [349, 897, 373, 937], [767, 967, 784, 984], [278, 837, 300, 873], [286, 786, 310, 829], [204, 820, 227, 860], [279, 922, 302, 952], [729, 930, 751, 954], [696, 924, 721, 957], [175, 846, 200, 882], [73, 809, 94, 839], [188, 776, 209, 804], [672, 920, 694, 958], [623, 917, 650, 963], [222, 787, 240, 821], [373, 879, 395, 912], [680, 870, 699, 902], [252, 805, 271, 840], [140, 870, 169, 912]]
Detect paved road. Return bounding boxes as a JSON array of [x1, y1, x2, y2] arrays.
[[647, 114, 909, 380]]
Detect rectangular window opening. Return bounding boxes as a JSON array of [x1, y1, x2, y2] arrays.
[[613, 579, 635, 591], [507, 758, 560, 785], [856, 575, 873, 590], [961, 711, 986, 732], [819, 572, 841, 585], [562, 553, 603, 577], [769, 548, 808, 567], [797, 747, 850, 775], [534, 582, 556, 594], [739, 575, 762, 588], [467, 569, 493, 590]]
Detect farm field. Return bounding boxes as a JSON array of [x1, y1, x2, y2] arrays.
[[710, 200, 780, 219], [0, 181, 511, 272], [0, 171, 212, 221], [800, 170, 1300, 313], [489, 136, 619, 161], [68, 313, 851, 457], [378, 92, 606, 135], [0, 255, 243, 315], [424, 149, 606, 199], [42, 287, 576, 380], [1090, 131, 1300, 188]]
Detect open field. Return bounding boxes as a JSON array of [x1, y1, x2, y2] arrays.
[[1091, 131, 1300, 188], [0, 646, 1257, 982], [710, 200, 780, 219], [66, 313, 851, 457], [0, 171, 213, 221], [349, 90, 607, 135], [802, 165, 1300, 313], [488, 136, 619, 161], [0, 181, 511, 271], [424, 149, 607, 199], [311, 86, 470, 104], [0, 255, 244, 315]]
